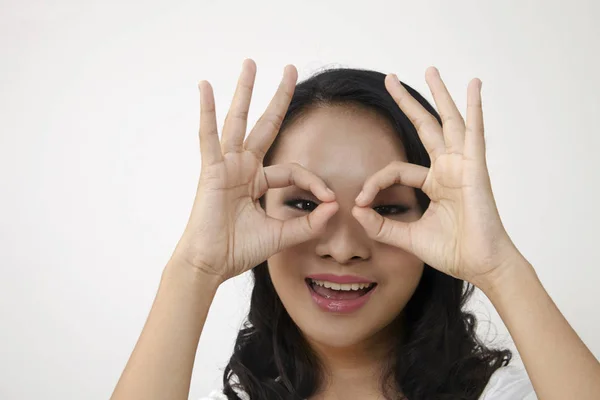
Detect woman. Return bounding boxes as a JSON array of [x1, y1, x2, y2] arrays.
[[110, 59, 600, 399]]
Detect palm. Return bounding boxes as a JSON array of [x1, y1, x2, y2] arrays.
[[173, 60, 338, 282], [414, 154, 465, 278], [191, 153, 267, 278], [352, 69, 518, 286]]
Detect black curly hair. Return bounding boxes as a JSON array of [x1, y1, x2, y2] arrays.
[[222, 67, 512, 399]]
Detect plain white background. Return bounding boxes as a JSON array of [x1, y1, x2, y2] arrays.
[[1, 0, 599, 399]]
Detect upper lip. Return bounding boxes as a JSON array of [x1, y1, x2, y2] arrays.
[[306, 273, 375, 284]]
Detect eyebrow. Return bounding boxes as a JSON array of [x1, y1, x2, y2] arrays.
[[281, 183, 411, 196], [378, 184, 412, 193], [281, 186, 317, 197]]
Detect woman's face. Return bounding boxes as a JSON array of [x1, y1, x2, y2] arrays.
[[264, 105, 425, 350]]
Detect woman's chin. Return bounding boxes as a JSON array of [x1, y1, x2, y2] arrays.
[[280, 293, 403, 350], [296, 319, 381, 350]]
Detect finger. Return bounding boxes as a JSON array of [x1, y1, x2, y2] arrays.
[[351, 206, 414, 253], [261, 163, 336, 202], [464, 78, 486, 165], [244, 64, 298, 160], [221, 59, 257, 154], [355, 161, 429, 207], [385, 74, 446, 161], [277, 201, 339, 250], [424, 67, 466, 154], [198, 80, 223, 166]]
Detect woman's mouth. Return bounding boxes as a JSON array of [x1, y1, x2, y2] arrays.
[[305, 276, 377, 313]]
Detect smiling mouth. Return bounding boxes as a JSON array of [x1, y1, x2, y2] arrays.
[[305, 278, 377, 300]]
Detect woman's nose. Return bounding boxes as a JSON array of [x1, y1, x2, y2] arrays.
[[315, 207, 371, 264]]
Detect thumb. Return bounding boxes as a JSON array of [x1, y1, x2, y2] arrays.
[[278, 202, 339, 250], [352, 206, 414, 253]]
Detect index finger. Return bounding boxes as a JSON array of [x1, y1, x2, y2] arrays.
[[260, 163, 336, 203], [355, 161, 429, 206]]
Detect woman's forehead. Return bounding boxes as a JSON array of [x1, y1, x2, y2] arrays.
[[270, 106, 408, 186]]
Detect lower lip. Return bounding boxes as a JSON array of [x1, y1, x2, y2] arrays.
[[307, 281, 376, 313]]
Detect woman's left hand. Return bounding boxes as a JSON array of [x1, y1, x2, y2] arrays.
[[352, 67, 522, 289]]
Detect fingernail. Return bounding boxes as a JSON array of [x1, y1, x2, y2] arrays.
[[355, 190, 364, 204], [326, 188, 335, 197]]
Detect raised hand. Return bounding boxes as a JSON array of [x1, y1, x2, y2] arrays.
[[171, 60, 339, 282], [352, 68, 520, 288]]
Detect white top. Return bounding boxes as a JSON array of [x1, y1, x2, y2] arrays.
[[200, 365, 537, 399]]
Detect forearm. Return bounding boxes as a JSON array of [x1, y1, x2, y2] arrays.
[[480, 255, 600, 399], [111, 259, 222, 400]]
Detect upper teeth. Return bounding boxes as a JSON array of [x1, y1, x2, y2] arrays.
[[310, 279, 374, 291]]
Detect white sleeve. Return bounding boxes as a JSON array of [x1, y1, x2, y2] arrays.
[[202, 367, 537, 400], [199, 387, 250, 400], [198, 389, 228, 400], [479, 365, 537, 399]]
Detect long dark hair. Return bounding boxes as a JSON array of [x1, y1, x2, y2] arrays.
[[222, 67, 512, 399]]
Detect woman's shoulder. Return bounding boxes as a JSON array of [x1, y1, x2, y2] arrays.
[[479, 365, 537, 399], [200, 365, 537, 400]]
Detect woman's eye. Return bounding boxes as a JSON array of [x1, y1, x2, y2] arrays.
[[285, 198, 318, 212], [285, 199, 409, 216], [373, 204, 410, 216]]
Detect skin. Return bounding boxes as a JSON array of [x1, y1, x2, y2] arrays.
[[265, 105, 424, 398], [111, 59, 600, 400]]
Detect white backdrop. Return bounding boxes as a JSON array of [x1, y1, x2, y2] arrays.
[[1, 1, 599, 399]]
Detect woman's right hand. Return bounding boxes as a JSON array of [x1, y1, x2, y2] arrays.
[[170, 59, 339, 283]]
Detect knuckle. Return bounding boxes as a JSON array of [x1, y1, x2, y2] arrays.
[[465, 126, 478, 137], [233, 109, 250, 121], [375, 216, 386, 239], [201, 105, 216, 114], [287, 163, 304, 179], [285, 165, 296, 185], [282, 87, 294, 100], [240, 80, 254, 92], [412, 116, 430, 131], [441, 113, 455, 126], [264, 113, 284, 131], [225, 109, 249, 123], [200, 126, 218, 137], [306, 214, 313, 231]]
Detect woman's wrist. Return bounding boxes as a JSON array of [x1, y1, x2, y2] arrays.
[[163, 256, 224, 292]]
